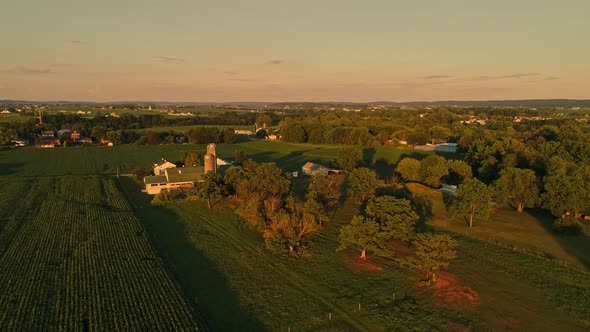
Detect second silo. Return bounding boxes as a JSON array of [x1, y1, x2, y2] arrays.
[[204, 153, 217, 173]]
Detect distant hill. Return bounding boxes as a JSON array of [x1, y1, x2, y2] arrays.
[[1, 99, 589, 108]]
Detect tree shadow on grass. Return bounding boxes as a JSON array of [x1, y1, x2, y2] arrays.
[[118, 177, 266, 331], [405, 189, 432, 232], [528, 209, 590, 272]]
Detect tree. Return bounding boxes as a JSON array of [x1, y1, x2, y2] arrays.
[[495, 167, 539, 212], [395, 158, 421, 182], [222, 128, 237, 144], [451, 178, 493, 227], [306, 174, 340, 208], [0, 127, 15, 145], [419, 155, 448, 188], [195, 172, 228, 208], [410, 233, 457, 283], [347, 168, 380, 203], [336, 146, 363, 171], [337, 216, 388, 259], [429, 126, 452, 145], [91, 125, 107, 141], [183, 151, 203, 167], [544, 166, 590, 218], [365, 196, 418, 243], [445, 160, 472, 185], [263, 200, 320, 255], [106, 130, 122, 145]]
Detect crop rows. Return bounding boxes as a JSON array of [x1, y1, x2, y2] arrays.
[[0, 176, 202, 331]]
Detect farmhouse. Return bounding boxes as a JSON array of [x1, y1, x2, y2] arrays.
[[144, 167, 205, 195], [153, 160, 176, 175]]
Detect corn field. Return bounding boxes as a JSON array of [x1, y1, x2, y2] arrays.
[[0, 176, 202, 330]]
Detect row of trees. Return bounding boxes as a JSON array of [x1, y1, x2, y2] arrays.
[[395, 151, 589, 233]]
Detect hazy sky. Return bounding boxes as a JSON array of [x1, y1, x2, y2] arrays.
[[1, 0, 588, 102]]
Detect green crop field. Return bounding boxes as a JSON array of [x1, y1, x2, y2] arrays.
[[0, 176, 202, 330], [0, 140, 429, 178]]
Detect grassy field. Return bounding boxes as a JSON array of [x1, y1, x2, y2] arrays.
[[0, 140, 428, 177], [120, 176, 590, 331], [120, 177, 472, 331], [407, 182, 590, 272], [0, 176, 201, 330]]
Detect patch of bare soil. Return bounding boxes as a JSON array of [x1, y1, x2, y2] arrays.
[[417, 271, 480, 310], [345, 255, 383, 272]]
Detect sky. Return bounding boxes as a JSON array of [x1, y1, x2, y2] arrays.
[[0, 0, 589, 102]]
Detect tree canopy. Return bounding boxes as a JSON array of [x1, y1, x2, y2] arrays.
[[494, 167, 539, 212], [419, 155, 448, 188], [337, 216, 388, 259], [409, 233, 458, 283], [395, 158, 421, 183], [451, 178, 493, 227], [365, 196, 418, 243], [336, 146, 363, 171], [347, 168, 380, 203]]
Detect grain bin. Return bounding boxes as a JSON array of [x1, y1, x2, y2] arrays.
[[206, 143, 216, 157], [204, 153, 216, 173]]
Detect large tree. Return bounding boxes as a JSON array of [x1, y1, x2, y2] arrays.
[[337, 216, 388, 259], [336, 146, 363, 171], [395, 158, 421, 182], [410, 233, 458, 283], [419, 155, 448, 188], [495, 167, 539, 212], [347, 168, 380, 203], [365, 196, 418, 243], [183, 151, 203, 167], [445, 160, 473, 185], [263, 199, 320, 255], [195, 172, 229, 208], [451, 178, 493, 227], [306, 174, 340, 208], [544, 166, 590, 218]]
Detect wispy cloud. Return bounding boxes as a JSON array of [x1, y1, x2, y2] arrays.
[[1, 66, 55, 75], [420, 75, 454, 79], [544, 76, 560, 81], [66, 39, 87, 44], [501, 73, 540, 79], [267, 59, 285, 65], [50, 63, 73, 68], [223, 70, 239, 75], [153, 56, 185, 64], [226, 78, 257, 82], [467, 73, 540, 81]]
